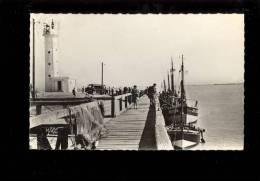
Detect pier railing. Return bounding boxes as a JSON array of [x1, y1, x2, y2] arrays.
[[94, 93, 133, 118], [30, 93, 133, 117], [30, 93, 134, 128]]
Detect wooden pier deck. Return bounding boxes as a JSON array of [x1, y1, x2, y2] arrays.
[[96, 96, 156, 150], [30, 93, 173, 150]]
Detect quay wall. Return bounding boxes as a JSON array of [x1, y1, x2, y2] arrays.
[[155, 109, 174, 150]]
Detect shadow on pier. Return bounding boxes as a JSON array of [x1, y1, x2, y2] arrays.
[[138, 106, 157, 150]]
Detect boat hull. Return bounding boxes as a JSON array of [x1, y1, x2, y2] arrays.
[[167, 129, 200, 150]]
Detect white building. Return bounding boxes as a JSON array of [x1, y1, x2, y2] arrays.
[[43, 20, 76, 92]]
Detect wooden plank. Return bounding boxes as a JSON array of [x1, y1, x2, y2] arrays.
[[98, 144, 139, 146], [97, 148, 137, 150], [104, 136, 141, 138], [96, 96, 149, 150], [106, 127, 144, 129], [100, 142, 140, 144], [100, 139, 140, 141], [97, 145, 138, 147], [99, 139, 140, 142]]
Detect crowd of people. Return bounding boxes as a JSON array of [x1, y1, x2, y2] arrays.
[[78, 85, 146, 97], [72, 83, 159, 109]]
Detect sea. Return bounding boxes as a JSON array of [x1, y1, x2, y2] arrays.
[[184, 83, 244, 150], [30, 84, 244, 150]]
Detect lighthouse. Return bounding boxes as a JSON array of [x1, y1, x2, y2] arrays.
[[43, 19, 59, 91], [42, 19, 76, 92]]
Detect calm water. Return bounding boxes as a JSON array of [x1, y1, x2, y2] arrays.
[[184, 84, 244, 150]]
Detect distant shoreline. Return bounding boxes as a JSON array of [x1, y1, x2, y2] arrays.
[[186, 82, 243, 86]]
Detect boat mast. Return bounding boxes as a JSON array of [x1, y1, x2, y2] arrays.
[[167, 71, 170, 92], [101, 62, 104, 94], [171, 57, 174, 94], [181, 55, 185, 99], [180, 54, 184, 131], [163, 79, 166, 92]]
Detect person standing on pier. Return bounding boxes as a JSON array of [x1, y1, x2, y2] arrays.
[[148, 83, 157, 108], [131, 85, 139, 109]]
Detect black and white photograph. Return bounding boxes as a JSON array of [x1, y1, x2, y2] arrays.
[[29, 13, 244, 150]]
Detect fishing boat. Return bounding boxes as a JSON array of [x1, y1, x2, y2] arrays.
[[159, 55, 205, 150]]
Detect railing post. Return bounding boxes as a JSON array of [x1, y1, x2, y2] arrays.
[[125, 95, 127, 108], [119, 97, 122, 111], [36, 104, 42, 115], [111, 94, 115, 117]]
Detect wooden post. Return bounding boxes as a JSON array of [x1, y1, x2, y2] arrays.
[[55, 127, 68, 150], [37, 127, 52, 150], [111, 95, 115, 117], [125, 96, 127, 108], [119, 98, 122, 111], [36, 104, 42, 115]]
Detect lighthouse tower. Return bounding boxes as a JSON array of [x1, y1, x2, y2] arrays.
[[43, 19, 59, 91], [42, 19, 76, 93]]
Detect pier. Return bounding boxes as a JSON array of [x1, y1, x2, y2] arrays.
[[29, 94, 173, 150], [29, 17, 175, 150], [96, 95, 152, 150]]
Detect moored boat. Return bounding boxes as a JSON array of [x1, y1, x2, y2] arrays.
[[159, 55, 205, 150]]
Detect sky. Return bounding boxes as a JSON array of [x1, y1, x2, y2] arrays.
[[30, 14, 244, 91]]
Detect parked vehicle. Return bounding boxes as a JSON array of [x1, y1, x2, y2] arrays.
[[85, 84, 106, 95]]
